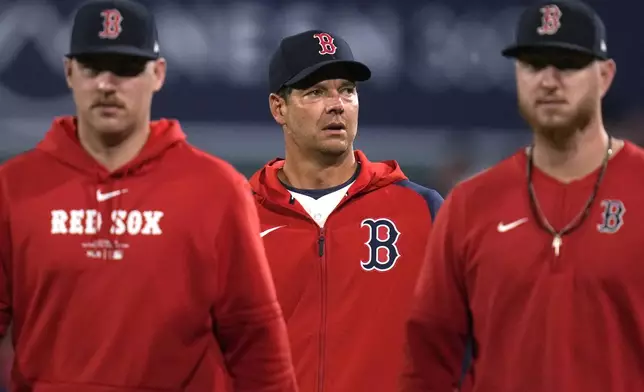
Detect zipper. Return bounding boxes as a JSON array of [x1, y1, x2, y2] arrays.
[[258, 194, 353, 391], [317, 227, 327, 392], [318, 233, 325, 257]]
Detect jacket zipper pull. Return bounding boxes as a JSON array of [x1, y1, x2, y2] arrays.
[[318, 235, 325, 257]]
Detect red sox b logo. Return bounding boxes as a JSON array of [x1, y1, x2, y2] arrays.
[[597, 200, 626, 234], [360, 218, 401, 272], [313, 33, 337, 55], [99, 9, 123, 39], [537, 5, 562, 35]]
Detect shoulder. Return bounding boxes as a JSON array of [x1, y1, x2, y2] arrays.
[[0, 149, 45, 181], [434, 150, 525, 233], [451, 150, 524, 200], [618, 140, 644, 165], [170, 144, 252, 210], [0, 149, 50, 207], [392, 180, 444, 220], [180, 144, 247, 188]]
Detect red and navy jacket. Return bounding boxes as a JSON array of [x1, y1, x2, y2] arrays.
[[249, 150, 443, 392]]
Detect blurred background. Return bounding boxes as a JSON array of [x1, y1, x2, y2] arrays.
[[0, 0, 642, 388]]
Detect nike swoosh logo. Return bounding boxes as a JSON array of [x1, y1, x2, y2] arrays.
[[96, 189, 128, 202], [497, 218, 528, 232], [260, 226, 285, 238]]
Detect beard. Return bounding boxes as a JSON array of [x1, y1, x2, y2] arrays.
[[519, 95, 594, 150]]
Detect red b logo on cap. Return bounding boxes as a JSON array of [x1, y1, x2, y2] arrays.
[[99, 9, 123, 39], [537, 5, 562, 35], [313, 33, 337, 55]]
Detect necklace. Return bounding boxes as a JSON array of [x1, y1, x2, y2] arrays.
[[526, 136, 613, 256]]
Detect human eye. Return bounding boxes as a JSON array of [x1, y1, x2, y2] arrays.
[[341, 85, 357, 95], [307, 88, 324, 96]]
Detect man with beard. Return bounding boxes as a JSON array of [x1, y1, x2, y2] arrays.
[[400, 1, 644, 391], [249, 30, 445, 392]]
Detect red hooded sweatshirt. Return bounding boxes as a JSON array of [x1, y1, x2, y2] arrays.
[[249, 151, 443, 392], [0, 117, 297, 392]]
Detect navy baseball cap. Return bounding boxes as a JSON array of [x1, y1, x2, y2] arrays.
[[502, 0, 608, 59], [66, 0, 159, 59], [268, 30, 371, 93]]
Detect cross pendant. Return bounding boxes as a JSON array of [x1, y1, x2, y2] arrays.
[[552, 235, 562, 256]]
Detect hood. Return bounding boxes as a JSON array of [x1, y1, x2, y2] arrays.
[[37, 116, 186, 180], [250, 150, 407, 207]]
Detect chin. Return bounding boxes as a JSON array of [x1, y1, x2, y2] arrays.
[[91, 117, 131, 134], [536, 117, 571, 129], [525, 108, 571, 130], [318, 140, 351, 156], [536, 108, 591, 130]]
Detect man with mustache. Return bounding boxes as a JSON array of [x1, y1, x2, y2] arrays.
[[249, 30, 445, 392], [401, 1, 644, 391], [0, 0, 297, 391]]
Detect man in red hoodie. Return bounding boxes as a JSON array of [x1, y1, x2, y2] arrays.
[[0, 0, 297, 391], [402, 1, 644, 391], [249, 30, 445, 392]]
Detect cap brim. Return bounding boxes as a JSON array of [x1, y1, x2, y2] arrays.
[[66, 45, 159, 60], [284, 59, 371, 88], [502, 42, 608, 59]]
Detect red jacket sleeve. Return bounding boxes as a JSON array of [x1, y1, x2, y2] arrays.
[[400, 188, 471, 391], [0, 170, 12, 340], [211, 173, 297, 392]]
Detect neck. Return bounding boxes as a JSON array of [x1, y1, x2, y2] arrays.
[[280, 148, 357, 189], [78, 119, 150, 172], [531, 121, 617, 182]]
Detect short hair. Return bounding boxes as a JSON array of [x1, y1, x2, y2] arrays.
[[276, 86, 293, 102]]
